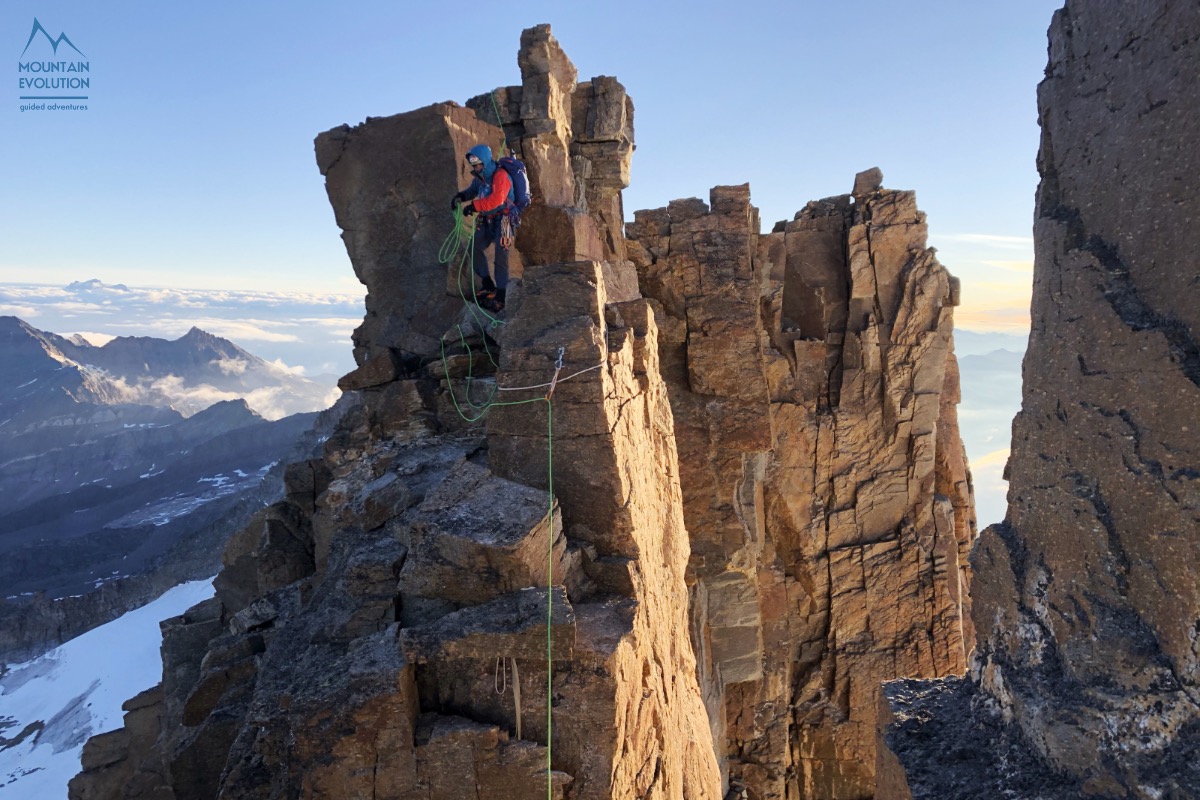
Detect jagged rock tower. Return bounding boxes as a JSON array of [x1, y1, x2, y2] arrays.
[[626, 173, 974, 798], [70, 24, 975, 800], [878, 2, 1200, 798]]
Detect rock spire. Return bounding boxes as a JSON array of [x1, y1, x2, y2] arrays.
[[627, 174, 973, 798], [879, 2, 1200, 797]]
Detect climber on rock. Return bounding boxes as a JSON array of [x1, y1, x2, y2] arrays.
[[451, 144, 514, 312]]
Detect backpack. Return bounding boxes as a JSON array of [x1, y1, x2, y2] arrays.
[[497, 156, 532, 221]]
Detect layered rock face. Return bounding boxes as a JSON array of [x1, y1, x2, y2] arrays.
[[71, 25, 975, 800], [627, 175, 973, 799], [485, 259, 722, 798], [879, 2, 1200, 798]]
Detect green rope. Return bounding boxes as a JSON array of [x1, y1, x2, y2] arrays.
[[437, 201, 474, 265], [437, 347, 558, 800], [439, 334, 491, 421], [438, 203, 504, 370], [490, 90, 508, 156], [544, 396, 553, 800], [458, 330, 494, 411]]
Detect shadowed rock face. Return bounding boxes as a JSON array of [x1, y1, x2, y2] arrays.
[[70, 25, 974, 800], [628, 178, 974, 799], [316, 103, 502, 368], [879, 2, 1200, 798]]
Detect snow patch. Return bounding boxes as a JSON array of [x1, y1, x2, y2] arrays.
[[90, 573, 125, 589], [0, 580, 215, 798]]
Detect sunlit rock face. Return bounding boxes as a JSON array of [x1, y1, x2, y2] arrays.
[[628, 174, 974, 800], [879, 2, 1200, 798]]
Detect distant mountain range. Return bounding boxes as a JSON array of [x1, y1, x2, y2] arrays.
[[952, 328, 1028, 358], [0, 318, 345, 664], [0, 279, 362, 381], [0, 315, 335, 424]]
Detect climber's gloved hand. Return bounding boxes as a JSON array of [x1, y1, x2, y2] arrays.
[[450, 192, 468, 211], [461, 202, 476, 217]]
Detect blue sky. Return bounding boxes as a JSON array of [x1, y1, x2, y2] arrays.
[[2, 0, 1060, 331]]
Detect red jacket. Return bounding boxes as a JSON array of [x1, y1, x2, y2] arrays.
[[469, 167, 512, 216]]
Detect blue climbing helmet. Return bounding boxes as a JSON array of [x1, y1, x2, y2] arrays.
[[466, 144, 496, 180]]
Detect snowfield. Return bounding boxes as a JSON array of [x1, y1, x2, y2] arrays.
[[0, 579, 215, 798]]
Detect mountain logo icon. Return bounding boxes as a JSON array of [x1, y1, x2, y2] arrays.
[[21, 18, 86, 58]]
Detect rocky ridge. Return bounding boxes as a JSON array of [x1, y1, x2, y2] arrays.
[[70, 25, 973, 800], [626, 172, 973, 798], [878, 2, 1200, 798]]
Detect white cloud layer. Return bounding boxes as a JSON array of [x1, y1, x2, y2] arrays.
[[189, 319, 302, 343], [0, 304, 38, 317], [67, 331, 118, 346], [213, 357, 249, 376], [266, 358, 306, 377], [47, 302, 114, 314], [138, 374, 329, 420], [3, 285, 72, 299]]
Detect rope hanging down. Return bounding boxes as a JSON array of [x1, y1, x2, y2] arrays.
[[438, 203, 506, 335], [438, 176, 607, 800], [440, 321, 602, 800], [490, 89, 510, 156], [438, 92, 612, 792]]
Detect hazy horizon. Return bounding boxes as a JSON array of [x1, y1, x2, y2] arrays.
[[2, 1, 1057, 336], [3, 276, 1026, 529]]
